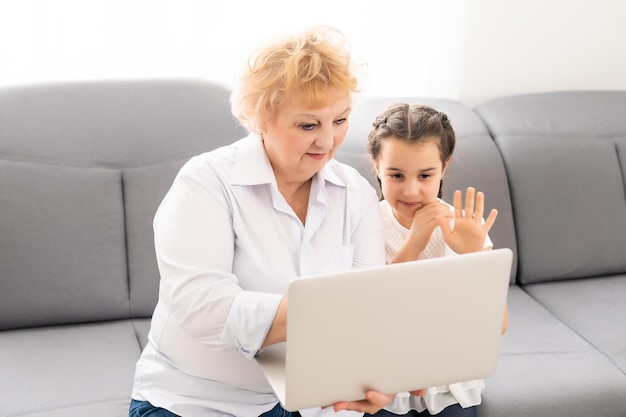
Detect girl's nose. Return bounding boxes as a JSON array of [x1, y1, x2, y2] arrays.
[[405, 179, 421, 196]]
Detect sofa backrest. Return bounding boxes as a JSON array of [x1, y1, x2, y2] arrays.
[[338, 96, 518, 282], [475, 91, 626, 284], [0, 79, 246, 330]]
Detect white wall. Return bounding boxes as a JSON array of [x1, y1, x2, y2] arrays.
[[0, 0, 624, 107], [457, 0, 626, 106]]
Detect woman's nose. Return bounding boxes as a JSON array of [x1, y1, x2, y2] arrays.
[[314, 127, 334, 149]]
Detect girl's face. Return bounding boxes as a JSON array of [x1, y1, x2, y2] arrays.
[[260, 94, 351, 186], [371, 137, 447, 228]]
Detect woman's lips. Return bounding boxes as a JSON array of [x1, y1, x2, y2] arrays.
[[307, 153, 327, 161]]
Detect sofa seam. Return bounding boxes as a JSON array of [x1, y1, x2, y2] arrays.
[[5, 396, 130, 417], [121, 170, 132, 320], [615, 141, 625, 200], [0, 152, 198, 170], [487, 131, 625, 140]]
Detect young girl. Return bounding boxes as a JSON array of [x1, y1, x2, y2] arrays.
[[367, 103, 502, 417]]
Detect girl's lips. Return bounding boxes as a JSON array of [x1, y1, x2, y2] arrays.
[[399, 201, 423, 209]]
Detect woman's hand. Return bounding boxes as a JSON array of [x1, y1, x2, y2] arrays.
[[330, 390, 395, 414], [330, 388, 426, 414], [437, 187, 498, 254]]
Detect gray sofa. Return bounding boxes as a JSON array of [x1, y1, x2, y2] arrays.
[[1, 80, 625, 417]]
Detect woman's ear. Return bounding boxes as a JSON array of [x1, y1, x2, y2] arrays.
[[258, 119, 269, 136]]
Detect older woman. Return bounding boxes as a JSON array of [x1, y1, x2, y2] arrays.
[[129, 26, 403, 417]]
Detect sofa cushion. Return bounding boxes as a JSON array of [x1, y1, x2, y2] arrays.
[[481, 286, 626, 417], [0, 160, 128, 330], [0, 320, 140, 417], [341, 96, 518, 282], [475, 91, 626, 284], [524, 275, 626, 374]]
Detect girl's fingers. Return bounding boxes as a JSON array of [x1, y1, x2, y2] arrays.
[[483, 208, 499, 232], [464, 187, 475, 218], [474, 191, 485, 221], [453, 189, 463, 218]]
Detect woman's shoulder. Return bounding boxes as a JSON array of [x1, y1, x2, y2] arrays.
[[177, 136, 249, 178], [326, 159, 376, 191]]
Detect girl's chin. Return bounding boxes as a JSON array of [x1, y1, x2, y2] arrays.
[[392, 209, 415, 227]]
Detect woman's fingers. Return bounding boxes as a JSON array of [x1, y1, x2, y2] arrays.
[[332, 390, 394, 414]]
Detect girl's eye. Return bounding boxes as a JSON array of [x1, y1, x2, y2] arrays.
[[419, 174, 431, 180], [390, 173, 404, 179], [300, 124, 316, 131], [335, 118, 347, 125]]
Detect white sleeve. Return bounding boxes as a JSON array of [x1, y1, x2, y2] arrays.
[[351, 189, 386, 269], [153, 163, 279, 357]]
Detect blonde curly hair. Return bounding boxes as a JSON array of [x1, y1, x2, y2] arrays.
[[231, 26, 359, 133]]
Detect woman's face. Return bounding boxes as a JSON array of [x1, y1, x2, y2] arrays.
[[260, 94, 351, 185], [372, 138, 446, 228]]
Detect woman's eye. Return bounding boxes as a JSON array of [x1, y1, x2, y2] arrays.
[[335, 118, 347, 125], [300, 124, 316, 131]]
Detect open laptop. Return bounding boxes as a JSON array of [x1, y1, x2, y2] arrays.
[[255, 248, 513, 411]]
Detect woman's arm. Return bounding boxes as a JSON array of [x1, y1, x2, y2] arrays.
[[262, 297, 288, 347]]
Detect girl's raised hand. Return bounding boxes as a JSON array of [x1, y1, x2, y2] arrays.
[[437, 187, 498, 254]]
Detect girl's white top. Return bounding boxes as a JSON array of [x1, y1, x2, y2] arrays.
[[378, 198, 493, 415]]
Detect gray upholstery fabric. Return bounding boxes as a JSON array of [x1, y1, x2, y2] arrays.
[[475, 91, 626, 284], [340, 96, 518, 282], [0, 79, 245, 165], [0, 321, 141, 417], [524, 275, 626, 373], [131, 318, 152, 351], [0, 160, 128, 330], [123, 159, 193, 317], [482, 286, 626, 417]]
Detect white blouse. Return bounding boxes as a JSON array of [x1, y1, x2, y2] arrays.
[[131, 134, 385, 417]]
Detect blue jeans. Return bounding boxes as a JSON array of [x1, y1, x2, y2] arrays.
[[259, 402, 302, 417], [368, 404, 477, 417], [130, 399, 476, 417], [260, 402, 476, 417], [129, 400, 180, 417], [129, 400, 302, 417]]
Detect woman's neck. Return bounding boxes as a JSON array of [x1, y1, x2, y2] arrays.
[[278, 178, 312, 225]]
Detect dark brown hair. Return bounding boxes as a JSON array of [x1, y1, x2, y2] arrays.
[[368, 103, 456, 198]]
